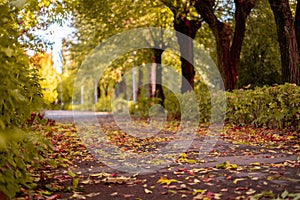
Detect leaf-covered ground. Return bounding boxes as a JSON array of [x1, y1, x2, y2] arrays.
[[16, 116, 300, 200]]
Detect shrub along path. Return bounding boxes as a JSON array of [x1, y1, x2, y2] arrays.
[[17, 113, 300, 200]]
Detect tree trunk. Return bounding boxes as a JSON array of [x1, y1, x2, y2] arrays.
[[153, 48, 165, 106], [269, 0, 300, 84], [295, 0, 300, 84], [137, 67, 143, 98], [214, 22, 236, 90], [148, 64, 156, 98], [195, 0, 255, 90], [174, 18, 201, 93], [295, 0, 300, 54]]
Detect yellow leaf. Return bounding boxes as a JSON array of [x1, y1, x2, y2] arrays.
[[180, 153, 187, 158], [216, 161, 238, 169], [214, 193, 222, 199], [193, 189, 207, 195], [80, 179, 91, 184], [193, 179, 201, 183], [144, 188, 152, 194], [246, 188, 256, 195], [287, 135, 294, 140], [233, 178, 245, 184], [187, 159, 196, 163], [157, 177, 178, 185], [250, 162, 261, 166]]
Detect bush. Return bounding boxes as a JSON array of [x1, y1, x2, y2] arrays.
[[226, 83, 300, 129], [0, 128, 52, 199], [164, 91, 202, 121], [95, 96, 112, 112], [0, 3, 51, 198], [161, 83, 300, 129], [129, 95, 161, 118]]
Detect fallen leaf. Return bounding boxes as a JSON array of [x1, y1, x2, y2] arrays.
[[193, 189, 207, 195], [193, 179, 201, 184], [46, 194, 61, 200], [214, 193, 222, 199], [246, 188, 256, 195], [157, 177, 179, 185], [216, 161, 238, 170], [110, 192, 118, 196], [86, 192, 101, 197], [250, 162, 261, 166], [123, 194, 134, 198], [144, 188, 152, 194], [233, 178, 246, 184], [70, 192, 86, 199]]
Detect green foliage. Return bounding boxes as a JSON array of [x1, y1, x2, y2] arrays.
[[129, 96, 161, 118], [0, 129, 52, 199], [164, 84, 211, 122], [0, 2, 43, 128], [0, 2, 52, 198], [226, 83, 300, 129], [164, 92, 181, 119], [60, 74, 74, 109], [162, 83, 299, 129], [239, 0, 281, 88], [70, 97, 113, 112], [95, 96, 112, 112], [164, 91, 200, 121]]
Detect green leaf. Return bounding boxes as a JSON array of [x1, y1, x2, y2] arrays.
[[281, 190, 289, 199], [11, 89, 26, 101], [72, 178, 79, 189], [0, 119, 5, 130], [68, 171, 76, 178], [1, 47, 13, 57]]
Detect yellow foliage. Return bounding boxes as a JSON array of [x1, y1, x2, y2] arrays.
[[30, 53, 59, 105]]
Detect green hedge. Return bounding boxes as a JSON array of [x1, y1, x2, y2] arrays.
[[226, 83, 300, 129], [77, 83, 299, 130], [131, 83, 299, 129]]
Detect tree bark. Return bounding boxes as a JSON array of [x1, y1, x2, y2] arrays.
[[269, 0, 300, 84], [174, 18, 201, 93], [295, 0, 300, 85], [160, 1, 202, 93], [195, 0, 255, 90], [295, 0, 300, 54], [153, 49, 165, 106], [137, 67, 143, 98]]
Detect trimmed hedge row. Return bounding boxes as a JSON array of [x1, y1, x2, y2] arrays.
[[226, 83, 300, 129], [129, 83, 299, 129]]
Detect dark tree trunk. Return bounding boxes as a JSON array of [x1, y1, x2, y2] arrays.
[[269, 0, 300, 84], [295, 0, 300, 84], [97, 86, 101, 98], [148, 64, 156, 98], [195, 0, 255, 90], [174, 19, 201, 93], [174, 18, 201, 93], [137, 67, 143, 98], [102, 82, 109, 97], [295, 0, 300, 54], [118, 79, 127, 99], [160, 1, 202, 93], [153, 49, 165, 106]]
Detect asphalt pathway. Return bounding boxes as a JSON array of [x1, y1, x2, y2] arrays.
[[44, 110, 298, 172]]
